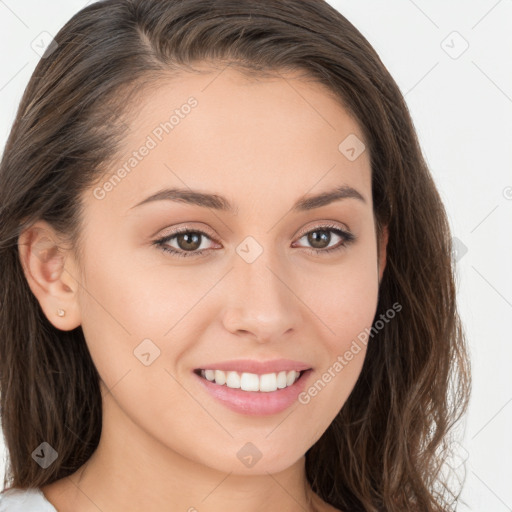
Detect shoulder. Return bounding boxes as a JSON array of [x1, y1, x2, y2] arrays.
[[0, 487, 57, 511]]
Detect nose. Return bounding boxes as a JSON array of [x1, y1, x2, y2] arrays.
[[221, 249, 303, 343]]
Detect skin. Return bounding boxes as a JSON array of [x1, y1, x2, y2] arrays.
[[19, 64, 387, 512]]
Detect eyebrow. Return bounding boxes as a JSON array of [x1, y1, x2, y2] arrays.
[[129, 184, 366, 214]]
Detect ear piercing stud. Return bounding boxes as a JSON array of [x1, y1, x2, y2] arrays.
[[57, 308, 66, 317]]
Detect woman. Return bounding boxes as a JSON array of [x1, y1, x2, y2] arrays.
[[0, 0, 471, 510]]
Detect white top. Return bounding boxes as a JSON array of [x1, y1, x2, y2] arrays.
[[0, 487, 57, 511]]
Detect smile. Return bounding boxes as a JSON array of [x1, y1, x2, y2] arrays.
[[195, 369, 304, 392], [193, 368, 313, 415]]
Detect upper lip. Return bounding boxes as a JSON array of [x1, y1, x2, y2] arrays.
[[195, 359, 312, 374]]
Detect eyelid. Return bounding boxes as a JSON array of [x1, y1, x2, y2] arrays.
[[157, 223, 218, 240], [294, 220, 351, 239]]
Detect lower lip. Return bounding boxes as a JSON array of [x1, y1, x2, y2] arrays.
[[193, 369, 313, 416]]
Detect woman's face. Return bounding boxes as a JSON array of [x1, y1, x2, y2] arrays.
[[45, 66, 386, 475]]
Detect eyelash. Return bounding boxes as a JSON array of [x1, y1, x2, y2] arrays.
[[153, 224, 355, 259]]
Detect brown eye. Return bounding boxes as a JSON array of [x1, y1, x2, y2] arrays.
[[175, 232, 203, 252], [293, 225, 355, 255], [307, 229, 332, 249], [154, 228, 217, 258]]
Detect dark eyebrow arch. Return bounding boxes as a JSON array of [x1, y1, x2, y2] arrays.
[[129, 184, 366, 214]]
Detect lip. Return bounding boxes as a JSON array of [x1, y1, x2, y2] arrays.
[[193, 368, 313, 415], [194, 358, 312, 374]]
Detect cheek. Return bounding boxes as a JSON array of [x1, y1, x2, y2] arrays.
[[75, 238, 180, 390], [77, 249, 199, 435], [293, 247, 379, 430], [322, 265, 379, 343], [79, 238, 186, 336], [302, 240, 380, 348]]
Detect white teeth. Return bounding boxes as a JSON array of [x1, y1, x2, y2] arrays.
[[226, 371, 241, 388], [199, 369, 302, 392], [240, 372, 259, 391], [276, 370, 287, 389], [259, 373, 277, 392], [286, 371, 297, 386], [214, 370, 226, 385]]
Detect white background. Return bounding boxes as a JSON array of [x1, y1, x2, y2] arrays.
[[0, 1, 511, 510]]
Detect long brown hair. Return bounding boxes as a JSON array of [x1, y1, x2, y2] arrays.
[[0, 1, 471, 510]]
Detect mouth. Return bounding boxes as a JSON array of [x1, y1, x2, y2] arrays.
[[192, 367, 313, 415], [193, 368, 309, 393]]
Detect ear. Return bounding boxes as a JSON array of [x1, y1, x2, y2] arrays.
[[378, 224, 388, 284], [17, 221, 81, 331]]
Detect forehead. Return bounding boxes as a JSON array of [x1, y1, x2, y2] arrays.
[[86, 65, 371, 216]]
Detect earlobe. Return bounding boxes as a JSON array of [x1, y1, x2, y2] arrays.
[[17, 221, 81, 331]]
